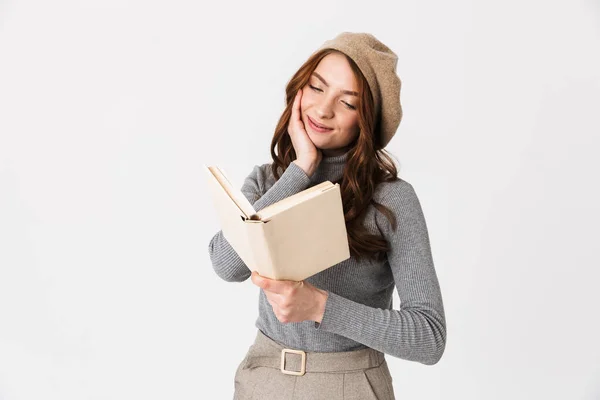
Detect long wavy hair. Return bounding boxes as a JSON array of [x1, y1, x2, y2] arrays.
[[269, 48, 400, 262]]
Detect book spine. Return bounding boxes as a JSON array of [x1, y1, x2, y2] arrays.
[[245, 220, 276, 279]]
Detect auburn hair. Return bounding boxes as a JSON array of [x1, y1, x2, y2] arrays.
[[269, 48, 400, 262]]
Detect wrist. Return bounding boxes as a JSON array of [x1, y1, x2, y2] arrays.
[[313, 289, 328, 323], [293, 159, 317, 177]]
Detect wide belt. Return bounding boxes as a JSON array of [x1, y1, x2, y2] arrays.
[[244, 330, 385, 376]]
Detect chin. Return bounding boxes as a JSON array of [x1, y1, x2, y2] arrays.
[[307, 133, 330, 147], [306, 129, 322, 142]]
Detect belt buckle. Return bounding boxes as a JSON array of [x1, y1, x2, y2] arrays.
[[280, 348, 306, 376]]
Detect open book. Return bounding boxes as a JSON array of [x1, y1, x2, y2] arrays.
[[204, 163, 350, 281]]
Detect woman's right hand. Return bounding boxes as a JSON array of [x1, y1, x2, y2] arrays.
[[288, 89, 322, 177]]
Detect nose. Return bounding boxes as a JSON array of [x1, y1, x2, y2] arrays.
[[315, 96, 335, 119]]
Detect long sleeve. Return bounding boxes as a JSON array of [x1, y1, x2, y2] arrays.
[[314, 181, 447, 365], [208, 161, 312, 282]]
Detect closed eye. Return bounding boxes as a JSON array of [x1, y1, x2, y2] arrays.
[[308, 85, 356, 110]]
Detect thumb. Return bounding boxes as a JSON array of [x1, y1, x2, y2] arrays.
[[251, 271, 286, 293], [251, 271, 268, 289]]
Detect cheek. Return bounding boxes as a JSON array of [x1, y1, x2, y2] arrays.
[[301, 87, 320, 107], [300, 93, 312, 111], [340, 116, 359, 132]]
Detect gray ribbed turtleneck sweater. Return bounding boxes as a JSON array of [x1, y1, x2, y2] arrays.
[[208, 150, 446, 365]]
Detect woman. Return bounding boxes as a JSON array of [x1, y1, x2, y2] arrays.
[[208, 32, 446, 400]]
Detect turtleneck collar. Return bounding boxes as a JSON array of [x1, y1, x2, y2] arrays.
[[309, 148, 350, 184], [321, 148, 351, 165]]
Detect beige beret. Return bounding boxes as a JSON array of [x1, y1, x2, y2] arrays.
[[313, 32, 402, 149]]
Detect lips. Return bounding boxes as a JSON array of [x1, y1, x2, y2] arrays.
[[307, 116, 332, 131]]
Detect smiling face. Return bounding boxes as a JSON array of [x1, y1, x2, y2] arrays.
[[300, 52, 361, 157]]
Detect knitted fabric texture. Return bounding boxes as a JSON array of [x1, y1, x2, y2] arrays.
[[208, 152, 447, 365]]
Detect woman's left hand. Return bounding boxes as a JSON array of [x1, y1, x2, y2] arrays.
[[250, 271, 328, 324]]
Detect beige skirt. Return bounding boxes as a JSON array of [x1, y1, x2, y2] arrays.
[[233, 329, 396, 400]]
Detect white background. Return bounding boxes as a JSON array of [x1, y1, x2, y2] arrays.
[[1, 0, 599, 399]]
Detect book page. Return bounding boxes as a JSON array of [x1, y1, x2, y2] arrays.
[[205, 165, 258, 220]]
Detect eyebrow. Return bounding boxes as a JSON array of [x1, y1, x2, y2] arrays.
[[312, 72, 359, 96]]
